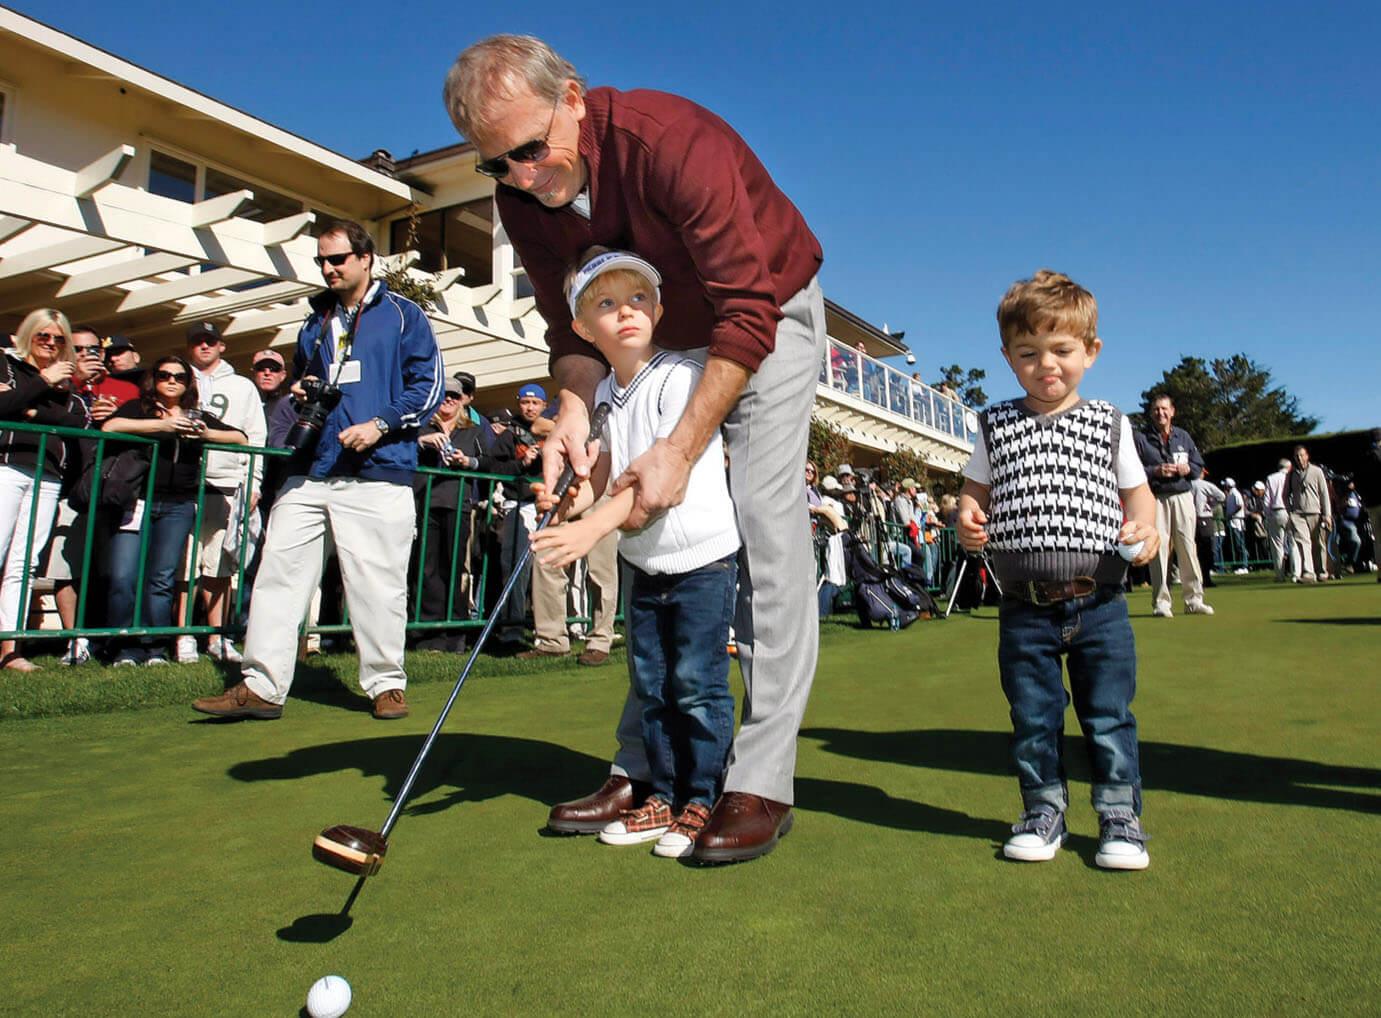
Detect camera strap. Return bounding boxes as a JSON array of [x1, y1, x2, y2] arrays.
[[308, 287, 369, 384]]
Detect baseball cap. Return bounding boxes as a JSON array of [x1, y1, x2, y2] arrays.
[[1224, 477, 1237, 487], [1253, 480, 1266, 490], [443, 377, 464, 397], [251, 349, 285, 370], [901, 477, 917, 490], [103, 334, 135, 353], [821, 476, 842, 493], [566, 250, 662, 317], [837, 463, 854, 476], [517, 383, 546, 401], [186, 321, 223, 343]]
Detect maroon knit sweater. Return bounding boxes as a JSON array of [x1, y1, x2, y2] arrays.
[[495, 87, 823, 375]]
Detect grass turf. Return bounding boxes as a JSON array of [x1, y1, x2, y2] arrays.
[[1, 574, 1376, 1016]]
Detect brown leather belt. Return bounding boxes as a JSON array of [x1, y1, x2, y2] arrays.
[[1007, 577, 1099, 606]]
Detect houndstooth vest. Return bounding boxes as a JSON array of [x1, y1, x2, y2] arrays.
[[982, 398, 1127, 585]]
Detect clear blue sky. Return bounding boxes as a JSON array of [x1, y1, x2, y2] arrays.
[[17, 0, 1379, 433]]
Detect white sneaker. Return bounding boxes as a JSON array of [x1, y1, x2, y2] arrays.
[[112, 651, 143, 667], [1003, 806, 1067, 862], [60, 638, 91, 666], [175, 636, 199, 664], [144, 653, 169, 666], [1233, 568, 1249, 575], [208, 637, 242, 663], [598, 797, 673, 846], [1185, 601, 1215, 615], [1095, 809, 1150, 870], [1152, 605, 1173, 618]]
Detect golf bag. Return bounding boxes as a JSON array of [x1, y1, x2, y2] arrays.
[[890, 565, 940, 619], [845, 534, 921, 629]]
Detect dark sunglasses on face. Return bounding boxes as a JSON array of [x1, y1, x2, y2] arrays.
[[442, 393, 461, 401], [34, 331, 66, 345], [253, 361, 284, 372], [154, 370, 188, 383], [474, 96, 560, 178], [73, 345, 102, 355], [313, 252, 354, 267]]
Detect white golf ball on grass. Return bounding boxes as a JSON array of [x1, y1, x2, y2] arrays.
[[307, 975, 351, 1018]]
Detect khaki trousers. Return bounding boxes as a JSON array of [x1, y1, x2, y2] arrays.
[[1149, 489, 1204, 612], [529, 496, 619, 654]]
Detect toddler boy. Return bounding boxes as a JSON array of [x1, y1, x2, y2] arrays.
[[531, 249, 740, 859], [958, 270, 1160, 869]]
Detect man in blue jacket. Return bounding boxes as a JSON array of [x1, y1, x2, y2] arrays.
[[194, 220, 443, 720]]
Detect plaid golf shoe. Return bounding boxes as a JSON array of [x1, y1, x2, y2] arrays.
[[599, 796, 673, 846]]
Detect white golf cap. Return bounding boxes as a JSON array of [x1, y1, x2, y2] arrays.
[[567, 250, 662, 317]]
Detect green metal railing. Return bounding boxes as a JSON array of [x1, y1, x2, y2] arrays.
[[0, 421, 606, 648], [0, 420, 284, 641]]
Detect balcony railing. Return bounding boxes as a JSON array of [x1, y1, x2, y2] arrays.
[[819, 339, 978, 445]]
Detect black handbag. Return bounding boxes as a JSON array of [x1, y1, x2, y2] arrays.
[[69, 445, 150, 513]]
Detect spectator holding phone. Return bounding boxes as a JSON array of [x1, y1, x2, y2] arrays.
[[101, 356, 245, 665], [0, 309, 88, 670]]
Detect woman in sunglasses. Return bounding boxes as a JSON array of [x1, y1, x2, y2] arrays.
[[0, 308, 88, 671], [101, 356, 245, 665]]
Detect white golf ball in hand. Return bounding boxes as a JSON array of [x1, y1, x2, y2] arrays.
[[1118, 539, 1145, 562], [307, 975, 351, 1018]]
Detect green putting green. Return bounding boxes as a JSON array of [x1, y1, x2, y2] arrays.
[[2, 574, 1377, 1015]]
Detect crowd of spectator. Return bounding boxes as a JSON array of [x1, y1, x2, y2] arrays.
[[807, 461, 959, 617], [0, 303, 628, 673], [1, 304, 1374, 673]]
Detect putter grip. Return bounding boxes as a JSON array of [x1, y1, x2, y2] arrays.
[[549, 402, 611, 499]]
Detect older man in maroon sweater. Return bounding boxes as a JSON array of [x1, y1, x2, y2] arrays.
[[445, 35, 825, 863]]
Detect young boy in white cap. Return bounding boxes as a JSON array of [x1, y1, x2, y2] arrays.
[[531, 248, 740, 859]]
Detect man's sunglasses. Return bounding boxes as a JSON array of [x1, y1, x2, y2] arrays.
[[154, 370, 189, 383], [73, 345, 103, 356], [253, 361, 285, 372], [313, 252, 355, 267], [474, 96, 560, 179]]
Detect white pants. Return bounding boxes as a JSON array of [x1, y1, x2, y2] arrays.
[[242, 476, 414, 705], [1266, 508, 1290, 580], [0, 465, 60, 634], [1149, 489, 1205, 613]]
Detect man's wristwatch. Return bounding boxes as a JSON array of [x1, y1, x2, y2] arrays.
[[371, 416, 390, 435]]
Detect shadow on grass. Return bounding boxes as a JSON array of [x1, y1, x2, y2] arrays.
[[1276, 617, 1380, 626], [227, 732, 610, 814], [795, 776, 992, 838], [800, 727, 1381, 814]]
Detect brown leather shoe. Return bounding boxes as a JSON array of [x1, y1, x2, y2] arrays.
[[690, 791, 794, 864], [372, 689, 409, 719], [547, 775, 650, 834], [191, 681, 283, 720], [577, 648, 610, 667], [516, 648, 570, 660]]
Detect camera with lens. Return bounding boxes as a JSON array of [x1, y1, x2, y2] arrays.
[[284, 378, 344, 454]]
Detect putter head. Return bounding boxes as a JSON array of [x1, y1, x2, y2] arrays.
[[313, 825, 388, 876]]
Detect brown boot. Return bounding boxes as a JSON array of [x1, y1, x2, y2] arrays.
[[372, 688, 409, 719], [191, 681, 283, 720]]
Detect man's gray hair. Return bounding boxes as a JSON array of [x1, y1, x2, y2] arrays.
[[442, 35, 587, 141]]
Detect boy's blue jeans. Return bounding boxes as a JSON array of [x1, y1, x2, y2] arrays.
[[626, 553, 738, 809], [997, 587, 1142, 815]]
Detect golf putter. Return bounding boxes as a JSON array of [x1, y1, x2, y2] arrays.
[[314, 402, 611, 877]]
